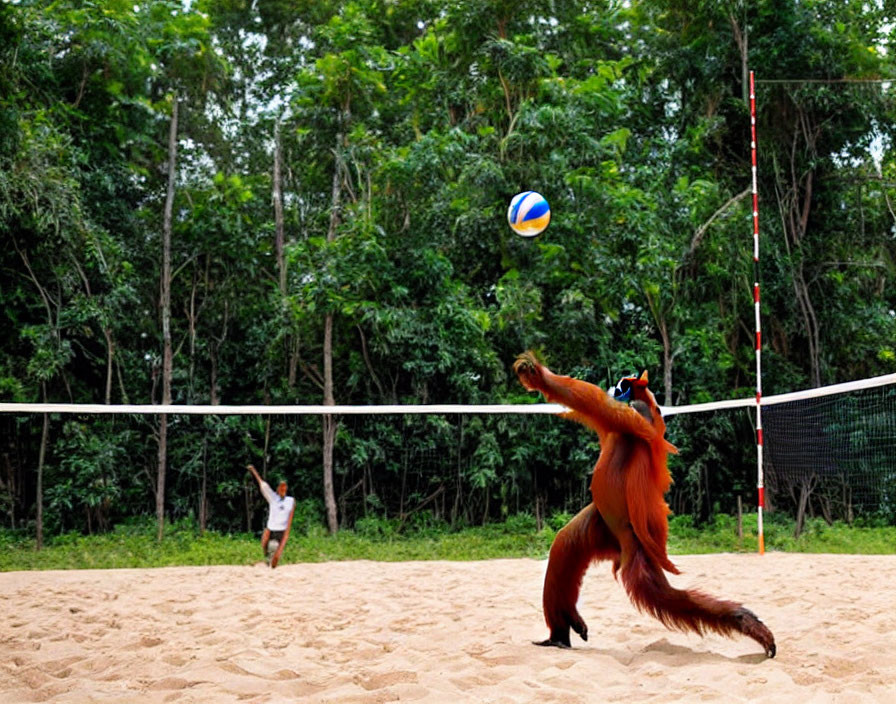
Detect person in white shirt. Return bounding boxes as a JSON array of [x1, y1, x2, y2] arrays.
[[247, 464, 295, 568]]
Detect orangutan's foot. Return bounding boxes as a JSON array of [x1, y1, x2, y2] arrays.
[[734, 607, 776, 658]]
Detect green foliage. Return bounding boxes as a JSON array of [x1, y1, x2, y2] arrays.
[[545, 511, 574, 532], [2, 0, 896, 544]]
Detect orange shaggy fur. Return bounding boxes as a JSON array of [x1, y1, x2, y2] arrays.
[[514, 351, 775, 658]]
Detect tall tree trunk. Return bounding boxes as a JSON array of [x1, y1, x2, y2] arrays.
[[323, 315, 338, 533], [244, 481, 251, 532], [11, 240, 59, 547], [103, 328, 114, 405], [36, 383, 48, 551], [273, 120, 286, 297], [774, 115, 823, 387], [452, 418, 464, 527], [659, 317, 673, 403], [287, 335, 299, 389], [644, 290, 674, 403], [201, 298, 224, 535], [273, 121, 302, 389], [3, 451, 15, 529], [263, 411, 271, 476], [187, 267, 198, 403], [210, 299, 228, 406], [67, 255, 120, 406], [791, 261, 822, 387], [729, 8, 749, 106], [199, 435, 208, 535], [157, 94, 178, 542], [322, 126, 344, 534]]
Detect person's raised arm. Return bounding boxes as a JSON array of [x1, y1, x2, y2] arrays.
[[247, 464, 263, 488], [248, 465, 276, 503]]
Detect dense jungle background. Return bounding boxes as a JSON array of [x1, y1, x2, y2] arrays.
[[2, 0, 896, 544]]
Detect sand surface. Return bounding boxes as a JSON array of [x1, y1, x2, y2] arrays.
[[1, 552, 894, 703]]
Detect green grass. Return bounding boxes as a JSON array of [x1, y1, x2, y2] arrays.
[[0, 517, 556, 571], [668, 512, 896, 555], [1, 512, 895, 572]]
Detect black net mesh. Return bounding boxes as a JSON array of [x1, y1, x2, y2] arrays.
[[763, 384, 896, 521]]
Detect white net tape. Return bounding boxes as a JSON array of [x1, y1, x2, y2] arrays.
[[0, 402, 567, 415], [1, 372, 893, 416]]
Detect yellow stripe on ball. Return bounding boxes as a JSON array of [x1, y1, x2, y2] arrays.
[[508, 191, 551, 237]]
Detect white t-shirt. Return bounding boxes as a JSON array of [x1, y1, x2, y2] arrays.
[[260, 481, 296, 531]]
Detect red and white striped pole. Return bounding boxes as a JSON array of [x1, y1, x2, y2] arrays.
[[749, 70, 765, 555]]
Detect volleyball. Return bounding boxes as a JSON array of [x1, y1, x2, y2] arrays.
[[507, 191, 551, 237]]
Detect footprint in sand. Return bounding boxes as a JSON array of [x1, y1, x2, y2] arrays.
[[124, 636, 163, 650], [355, 670, 418, 691], [162, 654, 193, 667], [146, 676, 203, 691]]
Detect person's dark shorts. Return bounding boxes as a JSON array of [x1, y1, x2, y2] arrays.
[[269, 530, 285, 541]]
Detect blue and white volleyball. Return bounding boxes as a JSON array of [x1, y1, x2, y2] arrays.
[[507, 191, 551, 237]]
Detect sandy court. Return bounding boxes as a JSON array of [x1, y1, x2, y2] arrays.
[[1, 552, 894, 703]]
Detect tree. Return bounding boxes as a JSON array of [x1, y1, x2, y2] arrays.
[[3, 0, 896, 538]]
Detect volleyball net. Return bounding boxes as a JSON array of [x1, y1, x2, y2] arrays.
[[2, 372, 895, 537]]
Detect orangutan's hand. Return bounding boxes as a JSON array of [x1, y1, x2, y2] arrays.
[[513, 351, 543, 392]]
